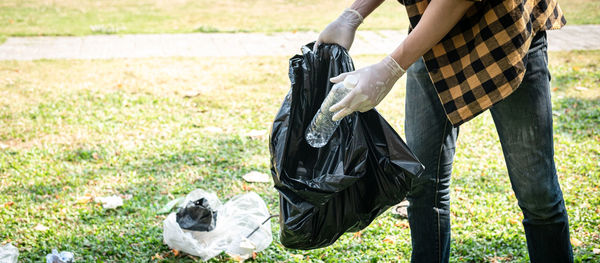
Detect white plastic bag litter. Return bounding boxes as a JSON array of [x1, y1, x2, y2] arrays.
[[45, 249, 74, 263], [163, 190, 272, 261], [0, 243, 19, 263], [95, 195, 123, 209]]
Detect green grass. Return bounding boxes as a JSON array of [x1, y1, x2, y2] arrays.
[[0, 51, 599, 262], [0, 0, 407, 38], [561, 0, 600, 25], [0, 0, 598, 40]]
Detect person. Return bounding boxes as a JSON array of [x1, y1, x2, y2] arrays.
[[314, 0, 573, 262]]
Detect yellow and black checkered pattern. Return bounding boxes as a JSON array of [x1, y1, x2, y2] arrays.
[[398, 0, 566, 126]]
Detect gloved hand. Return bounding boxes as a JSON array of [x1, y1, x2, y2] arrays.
[[329, 56, 406, 121], [314, 9, 363, 51]]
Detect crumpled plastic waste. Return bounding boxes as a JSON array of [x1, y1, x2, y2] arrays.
[[176, 198, 217, 231], [157, 197, 184, 215], [163, 189, 273, 261], [242, 171, 270, 183], [390, 200, 409, 219], [0, 243, 19, 263], [95, 195, 123, 209], [46, 249, 74, 263]]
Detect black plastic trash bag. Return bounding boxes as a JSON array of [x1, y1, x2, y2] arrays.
[[269, 43, 425, 250], [176, 198, 218, 231]]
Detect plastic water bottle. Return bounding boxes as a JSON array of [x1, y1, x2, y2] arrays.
[[305, 75, 358, 148]]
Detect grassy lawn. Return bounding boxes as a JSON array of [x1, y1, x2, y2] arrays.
[[1, 0, 598, 40], [0, 0, 407, 37], [559, 0, 600, 25], [0, 50, 599, 262]]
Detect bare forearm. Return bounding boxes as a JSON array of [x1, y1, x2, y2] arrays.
[[391, 0, 474, 69], [350, 0, 385, 19]]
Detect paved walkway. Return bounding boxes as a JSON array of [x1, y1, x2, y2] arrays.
[[0, 25, 598, 60]]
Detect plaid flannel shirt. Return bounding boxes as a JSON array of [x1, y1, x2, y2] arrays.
[[398, 0, 566, 126]]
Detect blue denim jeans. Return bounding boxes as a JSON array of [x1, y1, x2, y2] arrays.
[[404, 31, 573, 263]]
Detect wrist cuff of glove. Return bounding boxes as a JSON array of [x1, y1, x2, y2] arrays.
[[343, 8, 364, 25], [383, 56, 407, 78]]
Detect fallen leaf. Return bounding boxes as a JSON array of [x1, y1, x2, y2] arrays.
[[0, 143, 8, 150], [182, 90, 202, 98], [571, 237, 582, 247], [172, 249, 179, 257], [3, 201, 15, 208], [593, 248, 600, 254], [242, 171, 271, 183], [508, 218, 520, 225], [201, 126, 223, 133], [383, 236, 396, 244], [244, 129, 267, 140], [76, 196, 93, 204], [242, 183, 252, 191], [152, 253, 163, 260], [34, 224, 49, 232], [252, 252, 257, 260], [572, 66, 580, 71], [92, 152, 100, 160], [230, 255, 246, 262], [394, 221, 410, 228]]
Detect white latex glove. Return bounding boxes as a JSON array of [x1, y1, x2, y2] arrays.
[[314, 9, 363, 51], [329, 56, 406, 121]]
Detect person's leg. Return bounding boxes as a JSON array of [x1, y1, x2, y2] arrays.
[[489, 31, 573, 263], [405, 57, 458, 263]]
